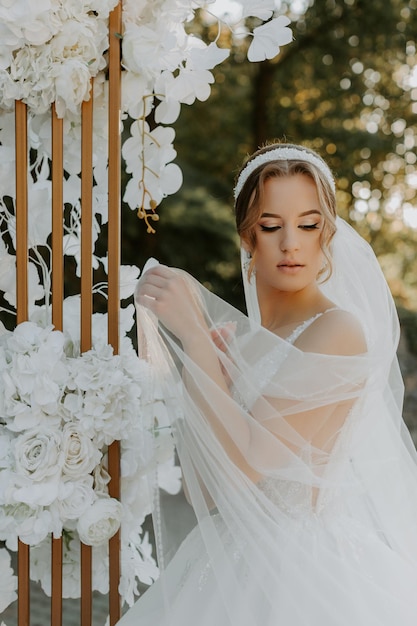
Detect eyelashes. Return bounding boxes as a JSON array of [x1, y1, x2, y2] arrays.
[[259, 223, 320, 232]]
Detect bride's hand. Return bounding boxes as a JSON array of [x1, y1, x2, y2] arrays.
[[136, 265, 207, 341]]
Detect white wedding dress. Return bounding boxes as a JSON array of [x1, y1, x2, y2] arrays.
[[117, 219, 417, 626]]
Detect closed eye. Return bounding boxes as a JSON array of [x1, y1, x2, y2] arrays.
[[299, 223, 320, 230], [259, 225, 281, 232], [259, 223, 320, 232]]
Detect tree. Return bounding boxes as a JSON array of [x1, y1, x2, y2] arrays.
[[152, 0, 417, 308]]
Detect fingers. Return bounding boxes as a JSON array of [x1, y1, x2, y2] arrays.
[[140, 274, 167, 292], [142, 265, 174, 280], [136, 266, 188, 324], [137, 266, 175, 301], [136, 265, 205, 340]]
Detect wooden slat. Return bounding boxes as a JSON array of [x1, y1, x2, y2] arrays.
[[17, 541, 30, 626], [51, 538, 63, 626], [15, 99, 30, 626], [108, 442, 121, 624], [108, 3, 123, 624], [80, 91, 94, 353], [15, 100, 28, 325], [51, 104, 64, 330], [80, 88, 94, 626], [108, 2, 122, 353], [80, 543, 92, 626], [51, 103, 64, 626], [108, 441, 120, 626], [15, 12, 126, 626]]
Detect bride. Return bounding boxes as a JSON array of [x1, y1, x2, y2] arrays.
[[117, 143, 417, 625]]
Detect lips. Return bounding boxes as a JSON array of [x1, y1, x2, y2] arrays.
[[277, 261, 305, 273], [278, 262, 304, 268]]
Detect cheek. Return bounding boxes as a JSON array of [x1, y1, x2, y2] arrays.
[[310, 238, 324, 266]]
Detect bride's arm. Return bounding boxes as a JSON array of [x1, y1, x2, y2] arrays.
[[136, 265, 262, 483], [136, 266, 367, 478]]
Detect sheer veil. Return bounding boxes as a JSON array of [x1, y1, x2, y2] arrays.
[[124, 217, 417, 625]]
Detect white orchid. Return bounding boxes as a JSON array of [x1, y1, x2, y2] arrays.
[[120, 530, 159, 607], [247, 16, 293, 62], [27, 183, 53, 247], [0, 246, 44, 309], [0, 548, 17, 613], [119, 265, 141, 300], [239, 0, 276, 21], [123, 121, 183, 218]]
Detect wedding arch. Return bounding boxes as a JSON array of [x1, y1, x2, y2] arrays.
[[0, 1, 292, 624]]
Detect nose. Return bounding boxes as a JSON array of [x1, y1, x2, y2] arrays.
[[279, 226, 300, 252]]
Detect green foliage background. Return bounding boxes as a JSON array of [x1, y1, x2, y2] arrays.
[[124, 0, 417, 315]]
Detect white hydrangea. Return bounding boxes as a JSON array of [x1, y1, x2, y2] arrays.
[[0, 314, 181, 609], [0, 0, 118, 115]]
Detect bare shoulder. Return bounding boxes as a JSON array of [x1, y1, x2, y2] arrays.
[[294, 309, 367, 356]]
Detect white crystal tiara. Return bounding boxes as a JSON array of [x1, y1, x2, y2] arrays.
[[233, 147, 336, 199]]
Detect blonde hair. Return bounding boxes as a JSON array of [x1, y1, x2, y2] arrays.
[[234, 143, 337, 282]]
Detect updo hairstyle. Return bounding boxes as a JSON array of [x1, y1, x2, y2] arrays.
[[234, 143, 337, 282]]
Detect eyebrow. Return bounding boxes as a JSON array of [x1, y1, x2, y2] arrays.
[[260, 210, 322, 218]]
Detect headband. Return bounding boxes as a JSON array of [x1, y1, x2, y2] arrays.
[[233, 147, 336, 199]]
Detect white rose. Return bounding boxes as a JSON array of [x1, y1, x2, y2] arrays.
[[62, 423, 101, 479], [57, 476, 96, 521], [13, 428, 63, 481], [77, 497, 122, 546]]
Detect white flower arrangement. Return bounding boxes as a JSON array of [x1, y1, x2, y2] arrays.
[[0, 0, 292, 244], [0, 312, 181, 607], [0, 0, 293, 614]]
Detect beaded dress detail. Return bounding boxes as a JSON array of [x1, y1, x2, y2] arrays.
[[256, 311, 339, 518], [232, 309, 338, 416], [284, 309, 338, 345]]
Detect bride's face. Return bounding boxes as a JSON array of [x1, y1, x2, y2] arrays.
[[252, 174, 325, 294]]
